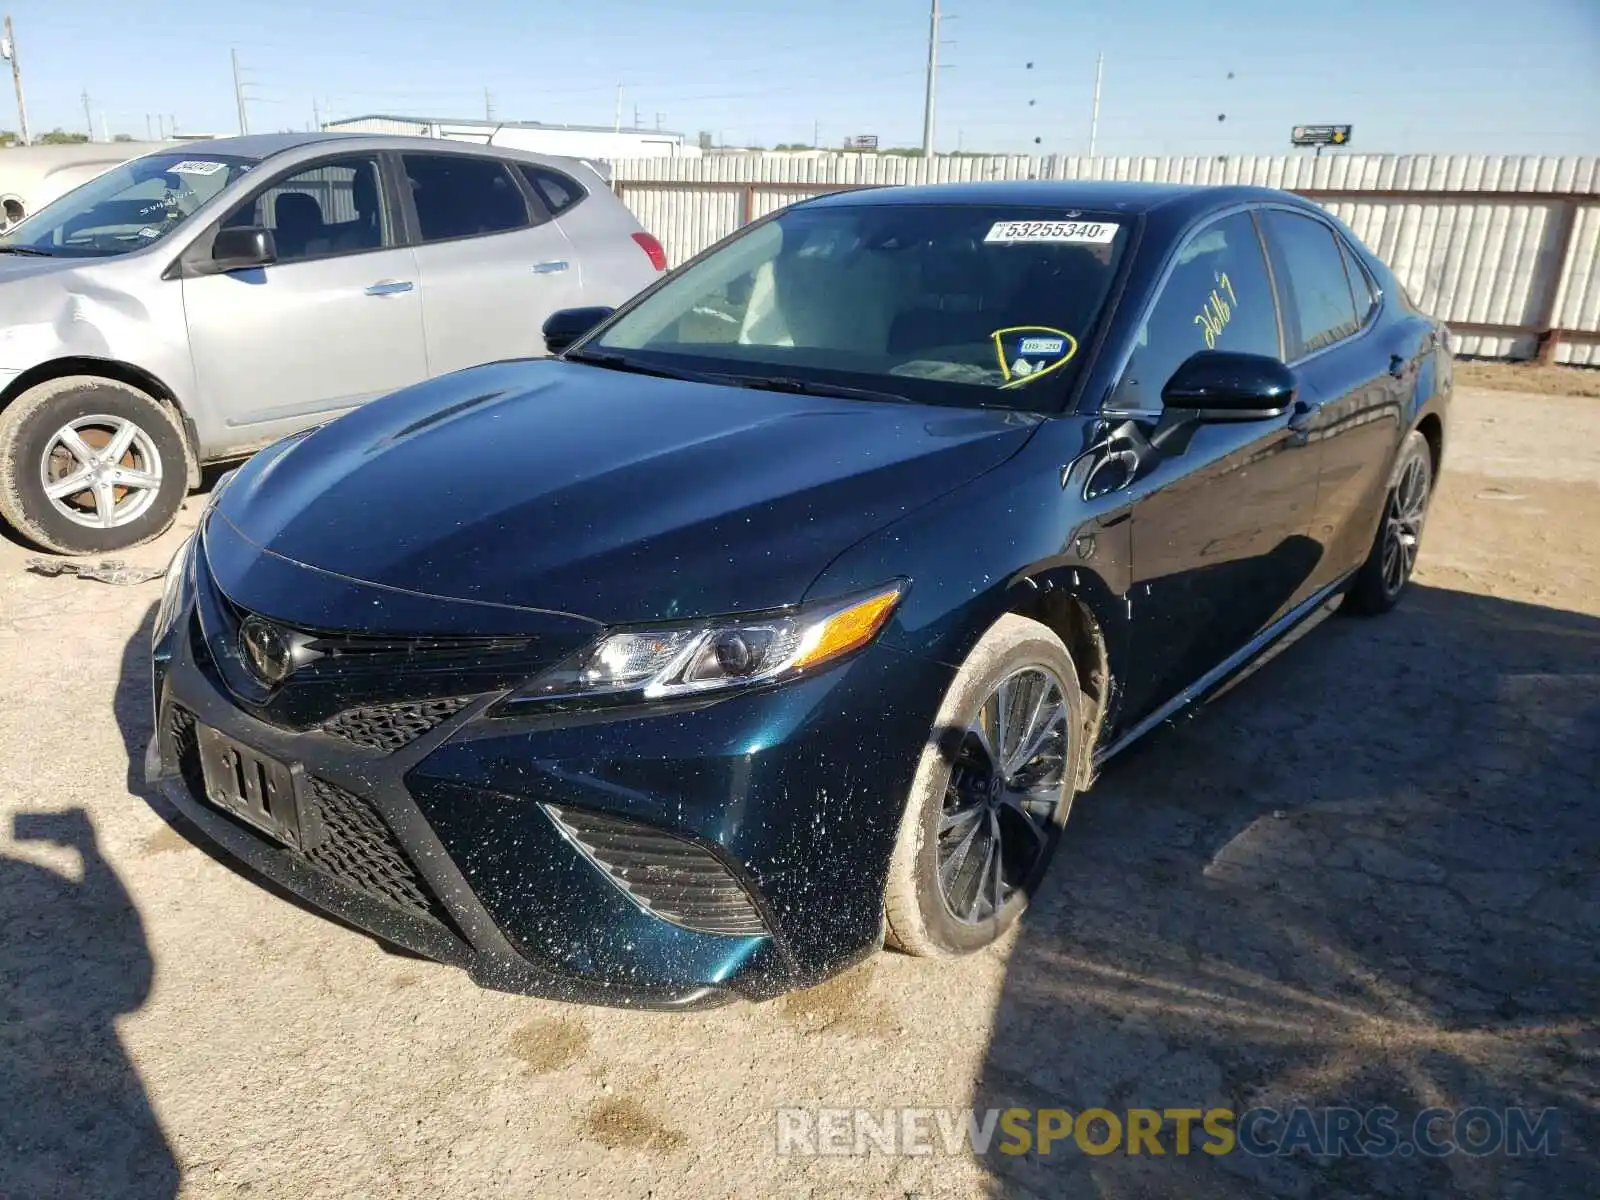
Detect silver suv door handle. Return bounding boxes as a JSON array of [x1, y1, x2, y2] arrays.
[[365, 280, 415, 296], [532, 260, 569, 274]]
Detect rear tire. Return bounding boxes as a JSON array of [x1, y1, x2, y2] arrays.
[[884, 614, 1088, 957], [0, 375, 191, 555], [1346, 429, 1433, 616]]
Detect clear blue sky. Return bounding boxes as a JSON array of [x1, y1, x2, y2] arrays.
[[10, 0, 1599, 155]]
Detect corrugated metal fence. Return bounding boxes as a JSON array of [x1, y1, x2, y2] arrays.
[[611, 154, 1600, 365]]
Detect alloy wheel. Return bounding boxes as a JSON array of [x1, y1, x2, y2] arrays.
[[38, 414, 165, 530], [1380, 452, 1430, 596], [937, 666, 1071, 925]]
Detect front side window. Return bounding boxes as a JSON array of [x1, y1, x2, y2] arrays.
[[1261, 209, 1361, 358], [590, 204, 1131, 412], [222, 156, 390, 264], [1108, 210, 1281, 412], [403, 154, 529, 242], [0, 152, 255, 258]]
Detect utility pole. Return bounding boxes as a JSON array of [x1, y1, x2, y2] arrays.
[[613, 83, 622, 133], [813, 118, 820, 147], [920, 0, 940, 159], [484, 88, 494, 122], [81, 88, 93, 140], [312, 97, 320, 132], [3, 16, 30, 146], [145, 113, 152, 140], [1089, 52, 1103, 157], [654, 112, 662, 131], [632, 102, 640, 129], [231, 48, 249, 135], [99, 111, 108, 142]]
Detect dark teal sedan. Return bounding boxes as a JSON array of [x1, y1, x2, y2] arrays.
[[146, 180, 1450, 1006]]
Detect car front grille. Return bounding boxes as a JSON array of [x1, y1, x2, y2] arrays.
[[320, 697, 473, 752], [544, 805, 768, 937], [168, 704, 452, 929]]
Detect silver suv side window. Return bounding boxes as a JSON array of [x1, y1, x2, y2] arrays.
[[223, 156, 391, 265], [402, 154, 530, 243]]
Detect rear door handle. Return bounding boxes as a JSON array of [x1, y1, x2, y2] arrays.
[[365, 280, 415, 296], [532, 260, 569, 274]]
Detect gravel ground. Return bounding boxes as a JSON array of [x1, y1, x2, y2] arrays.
[[1, 385, 1596, 1199]]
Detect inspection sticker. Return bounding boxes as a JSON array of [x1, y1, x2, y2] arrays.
[[1019, 336, 1066, 356], [984, 219, 1118, 245], [169, 160, 225, 176]]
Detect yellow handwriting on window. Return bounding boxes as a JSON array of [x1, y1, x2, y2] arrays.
[[1193, 272, 1240, 350]]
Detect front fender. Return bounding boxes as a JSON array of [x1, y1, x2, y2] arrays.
[[804, 419, 1135, 720]]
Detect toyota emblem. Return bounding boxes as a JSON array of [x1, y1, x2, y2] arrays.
[[239, 616, 294, 687]]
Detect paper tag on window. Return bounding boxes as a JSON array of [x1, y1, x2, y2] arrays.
[[983, 219, 1118, 245], [169, 160, 225, 176]]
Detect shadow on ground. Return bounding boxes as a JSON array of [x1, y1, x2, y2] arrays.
[[0, 808, 179, 1199], [975, 584, 1599, 1198]]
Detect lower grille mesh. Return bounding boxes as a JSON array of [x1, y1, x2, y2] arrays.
[[300, 776, 451, 926], [320, 697, 472, 752], [546, 805, 767, 936]]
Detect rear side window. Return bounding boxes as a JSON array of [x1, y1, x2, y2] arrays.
[[1108, 210, 1281, 412], [1261, 210, 1361, 358], [518, 165, 585, 215], [402, 154, 529, 242]]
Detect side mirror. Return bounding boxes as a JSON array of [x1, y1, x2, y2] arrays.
[[543, 306, 615, 355], [207, 226, 277, 274], [1160, 350, 1296, 420]]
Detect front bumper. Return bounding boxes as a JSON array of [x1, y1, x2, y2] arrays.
[[146, 554, 954, 1007]]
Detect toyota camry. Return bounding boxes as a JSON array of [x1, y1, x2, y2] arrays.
[[146, 180, 1450, 1007]]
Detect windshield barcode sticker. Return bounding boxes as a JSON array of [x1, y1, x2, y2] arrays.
[[169, 160, 225, 176], [984, 220, 1118, 245]]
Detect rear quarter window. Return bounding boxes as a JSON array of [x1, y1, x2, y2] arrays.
[[517, 165, 585, 216]]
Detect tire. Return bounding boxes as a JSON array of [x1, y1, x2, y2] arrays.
[[1346, 429, 1433, 616], [884, 613, 1088, 957], [0, 375, 191, 555]]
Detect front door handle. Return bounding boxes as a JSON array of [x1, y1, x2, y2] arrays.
[[532, 260, 569, 274], [1286, 398, 1315, 447], [365, 280, 415, 297]]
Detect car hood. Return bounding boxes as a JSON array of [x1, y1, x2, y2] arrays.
[[0, 253, 84, 282], [216, 358, 1038, 625]]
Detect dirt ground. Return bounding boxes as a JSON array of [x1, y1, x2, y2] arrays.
[[1, 385, 1596, 1199], [1452, 360, 1600, 399]]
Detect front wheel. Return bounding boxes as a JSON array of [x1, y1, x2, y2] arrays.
[[0, 375, 191, 555], [884, 614, 1088, 957], [1346, 429, 1434, 615]]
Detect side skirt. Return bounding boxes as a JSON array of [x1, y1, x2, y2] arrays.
[[1092, 575, 1351, 767]]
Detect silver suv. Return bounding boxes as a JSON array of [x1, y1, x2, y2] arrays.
[[0, 133, 665, 553]]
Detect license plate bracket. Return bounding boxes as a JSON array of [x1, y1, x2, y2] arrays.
[[196, 724, 304, 848]]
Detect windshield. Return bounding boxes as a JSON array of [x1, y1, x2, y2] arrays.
[[591, 202, 1130, 411], [0, 152, 257, 258]]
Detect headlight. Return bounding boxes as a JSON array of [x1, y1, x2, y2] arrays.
[[152, 534, 194, 645], [511, 582, 906, 707]]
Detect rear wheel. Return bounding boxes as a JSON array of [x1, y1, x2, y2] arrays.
[[0, 375, 191, 554], [1347, 429, 1433, 615], [884, 614, 1088, 957]]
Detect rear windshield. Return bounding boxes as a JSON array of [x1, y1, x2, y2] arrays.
[[0, 152, 257, 258], [593, 203, 1131, 412]]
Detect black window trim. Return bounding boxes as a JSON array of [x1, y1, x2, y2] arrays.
[[169, 149, 406, 279], [1337, 233, 1383, 328], [395, 148, 541, 248], [1257, 202, 1381, 368], [1098, 202, 1285, 419]]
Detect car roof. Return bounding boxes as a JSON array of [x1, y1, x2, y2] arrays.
[[153, 131, 596, 173], [804, 179, 1298, 220]]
